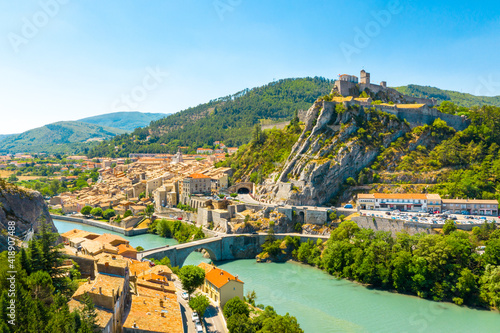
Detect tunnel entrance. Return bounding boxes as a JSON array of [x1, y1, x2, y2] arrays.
[[237, 187, 250, 194]]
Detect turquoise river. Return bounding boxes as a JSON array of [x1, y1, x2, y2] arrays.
[[54, 219, 500, 333]]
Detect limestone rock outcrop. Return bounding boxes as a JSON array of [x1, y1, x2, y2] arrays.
[[0, 181, 56, 251], [259, 100, 411, 205]]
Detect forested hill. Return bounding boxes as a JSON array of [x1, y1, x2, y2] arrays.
[[0, 121, 127, 154], [78, 111, 169, 132], [87, 77, 334, 157], [394, 84, 500, 107]]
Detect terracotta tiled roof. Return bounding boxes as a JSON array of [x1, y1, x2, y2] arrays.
[[73, 273, 125, 300], [357, 194, 374, 199], [373, 193, 428, 200], [68, 299, 113, 329], [61, 229, 99, 240], [148, 265, 172, 276], [442, 199, 498, 204], [201, 264, 243, 289], [96, 255, 129, 269], [198, 262, 215, 274], [189, 173, 210, 179], [123, 294, 183, 333], [80, 239, 118, 255], [93, 233, 129, 245], [117, 243, 137, 254]]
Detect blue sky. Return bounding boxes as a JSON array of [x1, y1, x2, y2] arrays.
[[1, 0, 500, 134]]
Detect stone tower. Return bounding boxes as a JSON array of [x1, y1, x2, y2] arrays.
[[360, 70, 370, 85]]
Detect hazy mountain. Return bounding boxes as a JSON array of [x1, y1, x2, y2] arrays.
[[0, 134, 14, 143], [0, 121, 127, 154], [78, 111, 170, 132]]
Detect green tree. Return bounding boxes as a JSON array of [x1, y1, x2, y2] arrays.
[[78, 292, 99, 333], [484, 238, 500, 266], [102, 209, 116, 220], [7, 174, 18, 182], [80, 205, 92, 215], [178, 265, 205, 298], [123, 209, 133, 218], [223, 297, 250, 319], [145, 204, 155, 218], [443, 220, 457, 235], [188, 294, 210, 319], [258, 312, 303, 333], [227, 313, 255, 333], [90, 207, 103, 217], [479, 265, 500, 308], [135, 246, 144, 252]]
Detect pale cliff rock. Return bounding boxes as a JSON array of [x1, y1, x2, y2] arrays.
[[0, 181, 57, 251], [259, 100, 411, 205]]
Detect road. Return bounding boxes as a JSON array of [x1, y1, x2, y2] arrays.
[[174, 278, 227, 333]]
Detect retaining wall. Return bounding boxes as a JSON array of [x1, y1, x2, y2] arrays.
[[351, 216, 488, 236], [51, 215, 149, 236]]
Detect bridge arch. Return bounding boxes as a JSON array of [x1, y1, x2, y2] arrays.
[[177, 246, 219, 267], [141, 237, 223, 267]]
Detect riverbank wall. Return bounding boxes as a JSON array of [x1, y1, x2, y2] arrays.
[[351, 216, 488, 236], [51, 215, 149, 236]]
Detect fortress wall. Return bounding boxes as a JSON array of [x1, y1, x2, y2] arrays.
[[369, 104, 470, 131], [305, 210, 327, 225], [403, 95, 436, 106]]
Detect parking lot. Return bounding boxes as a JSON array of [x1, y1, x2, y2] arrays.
[[359, 209, 500, 226]]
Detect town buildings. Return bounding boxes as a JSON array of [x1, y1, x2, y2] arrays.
[[65, 229, 182, 333], [441, 198, 499, 216], [357, 193, 498, 215], [50, 151, 232, 217], [197, 262, 244, 308]]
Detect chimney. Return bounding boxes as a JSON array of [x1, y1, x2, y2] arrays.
[[133, 322, 137, 328], [87, 277, 91, 284], [161, 312, 165, 317], [99, 287, 102, 294], [160, 299, 164, 307]]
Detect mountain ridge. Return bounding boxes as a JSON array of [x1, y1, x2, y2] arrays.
[[78, 111, 170, 132], [394, 84, 500, 107], [0, 121, 127, 154]]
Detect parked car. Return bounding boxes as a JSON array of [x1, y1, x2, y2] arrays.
[[195, 322, 204, 333], [191, 312, 199, 322], [181, 292, 189, 300], [344, 204, 353, 209]]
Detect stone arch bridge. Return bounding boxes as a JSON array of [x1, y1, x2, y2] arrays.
[[138, 233, 328, 267]]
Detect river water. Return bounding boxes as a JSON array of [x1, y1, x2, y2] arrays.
[[54, 219, 500, 333]]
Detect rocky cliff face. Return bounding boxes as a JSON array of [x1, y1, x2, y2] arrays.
[[258, 100, 411, 205], [0, 181, 56, 251]]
